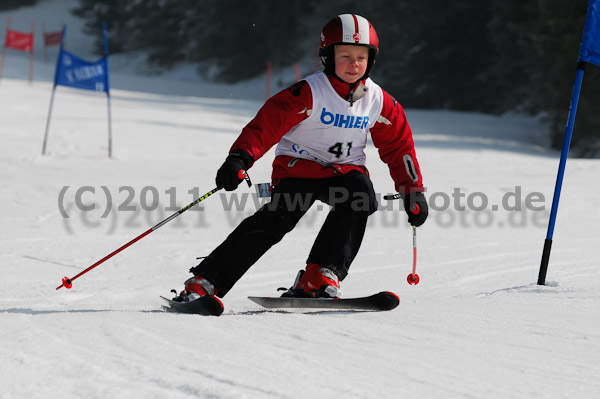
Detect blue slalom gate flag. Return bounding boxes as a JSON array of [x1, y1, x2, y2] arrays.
[[579, 0, 600, 65], [54, 49, 109, 93], [43, 22, 113, 157]]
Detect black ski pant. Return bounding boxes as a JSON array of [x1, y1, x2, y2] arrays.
[[191, 170, 378, 297]]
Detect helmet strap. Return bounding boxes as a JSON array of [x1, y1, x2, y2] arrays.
[[319, 46, 336, 76]]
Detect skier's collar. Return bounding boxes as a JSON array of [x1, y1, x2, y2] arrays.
[[326, 72, 368, 105]]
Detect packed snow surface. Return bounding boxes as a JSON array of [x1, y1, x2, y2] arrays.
[[1, 1, 599, 398]]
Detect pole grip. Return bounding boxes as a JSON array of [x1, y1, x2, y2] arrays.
[[238, 169, 252, 187]]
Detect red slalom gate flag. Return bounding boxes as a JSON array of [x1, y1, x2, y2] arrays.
[[1, 20, 36, 83], [44, 30, 63, 47], [5, 29, 34, 52]]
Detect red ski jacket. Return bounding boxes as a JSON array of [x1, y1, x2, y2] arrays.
[[230, 73, 424, 195]]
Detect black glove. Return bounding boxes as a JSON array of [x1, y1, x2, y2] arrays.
[[403, 192, 428, 227], [215, 150, 254, 191]]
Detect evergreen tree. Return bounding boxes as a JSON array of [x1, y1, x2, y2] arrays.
[[71, 0, 131, 54], [490, 0, 600, 151], [188, 0, 311, 82], [0, 1, 38, 11], [124, 0, 195, 68], [374, 1, 499, 112]]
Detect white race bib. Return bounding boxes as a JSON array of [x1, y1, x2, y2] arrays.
[[275, 71, 383, 166]]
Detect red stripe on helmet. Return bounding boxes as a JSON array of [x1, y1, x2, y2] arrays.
[[352, 14, 360, 43]]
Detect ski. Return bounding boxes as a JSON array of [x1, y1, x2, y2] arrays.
[[160, 295, 224, 316], [248, 291, 399, 312]]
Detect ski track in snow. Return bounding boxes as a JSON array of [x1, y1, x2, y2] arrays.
[[1, 1, 600, 398]]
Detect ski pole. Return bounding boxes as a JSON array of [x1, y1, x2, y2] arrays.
[[407, 225, 419, 285], [56, 170, 251, 290], [384, 193, 420, 285]]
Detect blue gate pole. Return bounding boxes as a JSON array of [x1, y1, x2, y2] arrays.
[[102, 22, 112, 158], [42, 26, 67, 155], [538, 62, 587, 285]]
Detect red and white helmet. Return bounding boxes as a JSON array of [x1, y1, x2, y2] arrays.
[[319, 14, 379, 79]]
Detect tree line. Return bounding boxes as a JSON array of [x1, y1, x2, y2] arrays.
[[71, 0, 600, 154]]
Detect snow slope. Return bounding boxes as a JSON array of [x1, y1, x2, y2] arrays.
[[1, 2, 600, 399]]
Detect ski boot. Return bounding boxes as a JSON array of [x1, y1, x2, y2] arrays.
[[172, 276, 217, 302], [280, 263, 341, 298]]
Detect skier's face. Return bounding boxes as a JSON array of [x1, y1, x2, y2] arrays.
[[334, 45, 369, 84]]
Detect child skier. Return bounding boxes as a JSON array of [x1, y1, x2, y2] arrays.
[[175, 13, 428, 302]]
